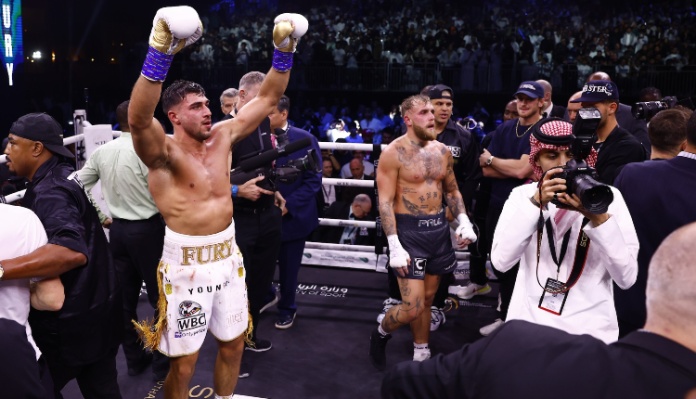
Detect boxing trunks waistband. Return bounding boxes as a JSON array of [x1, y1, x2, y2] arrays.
[[112, 213, 162, 224], [394, 210, 447, 230], [162, 221, 237, 266]]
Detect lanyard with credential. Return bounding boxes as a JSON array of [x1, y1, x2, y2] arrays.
[[535, 214, 591, 294]]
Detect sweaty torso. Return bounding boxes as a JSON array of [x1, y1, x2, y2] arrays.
[[148, 127, 234, 236], [392, 137, 449, 216]]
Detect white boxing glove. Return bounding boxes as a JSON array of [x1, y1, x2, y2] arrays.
[[272, 13, 309, 53], [454, 214, 477, 248], [387, 235, 410, 269], [142, 6, 203, 82], [150, 6, 203, 55]]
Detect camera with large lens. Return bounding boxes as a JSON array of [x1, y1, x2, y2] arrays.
[[631, 96, 677, 120], [546, 109, 614, 214], [230, 139, 321, 191]]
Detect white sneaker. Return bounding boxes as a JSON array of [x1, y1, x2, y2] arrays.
[[376, 297, 401, 324], [413, 347, 431, 362], [449, 283, 492, 300], [479, 318, 504, 336], [429, 306, 446, 331]]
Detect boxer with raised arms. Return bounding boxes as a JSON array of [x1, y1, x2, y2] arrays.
[[127, 6, 308, 399]]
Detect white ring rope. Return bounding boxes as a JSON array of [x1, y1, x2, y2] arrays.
[[1, 135, 380, 212], [2, 129, 477, 273]]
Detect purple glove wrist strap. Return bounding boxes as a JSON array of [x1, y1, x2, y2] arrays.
[[272, 49, 293, 72], [141, 47, 174, 82]]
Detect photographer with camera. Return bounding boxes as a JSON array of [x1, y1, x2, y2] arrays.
[[570, 80, 647, 185], [229, 71, 287, 377], [267, 95, 322, 330], [490, 118, 638, 343]]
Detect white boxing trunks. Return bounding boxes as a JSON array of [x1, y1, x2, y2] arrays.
[[134, 221, 249, 357]]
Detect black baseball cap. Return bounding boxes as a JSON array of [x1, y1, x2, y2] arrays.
[[514, 81, 544, 99], [426, 84, 454, 100], [9, 113, 74, 158], [570, 80, 620, 103]]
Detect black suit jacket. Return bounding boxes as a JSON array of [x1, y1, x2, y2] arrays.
[[595, 125, 647, 185], [311, 200, 375, 245], [617, 103, 650, 156], [613, 156, 696, 333], [549, 104, 566, 118], [338, 175, 376, 209], [382, 320, 696, 399], [231, 117, 275, 209]]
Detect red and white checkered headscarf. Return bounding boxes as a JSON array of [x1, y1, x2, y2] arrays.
[[529, 119, 598, 180]]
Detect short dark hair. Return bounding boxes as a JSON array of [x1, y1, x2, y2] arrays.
[[639, 86, 663, 102], [649, 108, 692, 153], [116, 100, 129, 131], [277, 95, 290, 114], [686, 108, 696, 146], [161, 80, 206, 114]]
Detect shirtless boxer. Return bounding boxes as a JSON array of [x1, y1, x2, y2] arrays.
[[127, 6, 308, 399], [369, 94, 477, 370]]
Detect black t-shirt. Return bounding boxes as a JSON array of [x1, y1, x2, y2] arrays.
[[486, 119, 533, 209]]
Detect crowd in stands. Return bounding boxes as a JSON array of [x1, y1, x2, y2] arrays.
[[186, 0, 696, 88]]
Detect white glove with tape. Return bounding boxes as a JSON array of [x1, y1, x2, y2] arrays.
[[273, 13, 309, 53], [142, 6, 203, 82], [387, 235, 410, 270], [150, 6, 202, 54], [454, 214, 477, 248]]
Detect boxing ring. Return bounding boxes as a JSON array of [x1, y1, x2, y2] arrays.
[[0, 112, 474, 277]]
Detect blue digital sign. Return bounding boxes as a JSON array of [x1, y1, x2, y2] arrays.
[[1, 0, 22, 87]]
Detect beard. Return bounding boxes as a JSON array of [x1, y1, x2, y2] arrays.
[[413, 124, 437, 141]]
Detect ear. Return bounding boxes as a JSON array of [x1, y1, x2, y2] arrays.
[[168, 110, 180, 125], [32, 141, 46, 158], [680, 140, 687, 151]]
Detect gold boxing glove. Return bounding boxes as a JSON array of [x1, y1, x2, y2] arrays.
[[272, 13, 308, 53]]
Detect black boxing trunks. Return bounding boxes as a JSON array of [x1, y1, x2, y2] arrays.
[[393, 210, 457, 279]]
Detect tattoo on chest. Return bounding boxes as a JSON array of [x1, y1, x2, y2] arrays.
[[397, 145, 445, 183]]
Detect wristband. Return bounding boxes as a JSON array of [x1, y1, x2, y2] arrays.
[[141, 46, 174, 82], [272, 48, 293, 72], [231, 185, 239, 198]]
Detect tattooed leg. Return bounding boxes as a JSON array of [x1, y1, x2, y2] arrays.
[[382, 276, 425, 333]]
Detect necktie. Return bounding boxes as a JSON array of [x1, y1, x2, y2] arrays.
[[340, 214, 356, 244]]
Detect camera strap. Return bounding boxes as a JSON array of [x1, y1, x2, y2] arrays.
[[545, 219, 572, 273], [536, 216, 591, 294]]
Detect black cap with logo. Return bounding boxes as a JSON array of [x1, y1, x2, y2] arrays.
[[9, 113, 74, 158]]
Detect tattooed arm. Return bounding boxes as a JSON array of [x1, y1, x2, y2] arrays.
[[377, 146, 400, 236], [444, 149, 478, 246], [443, 150, 467, 218], [377, 145, 410, 277]]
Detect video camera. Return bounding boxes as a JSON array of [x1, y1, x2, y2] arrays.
[[545, 110, 614, 214], [631, 96, 677, 120], [230, 131, 320, 191]]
